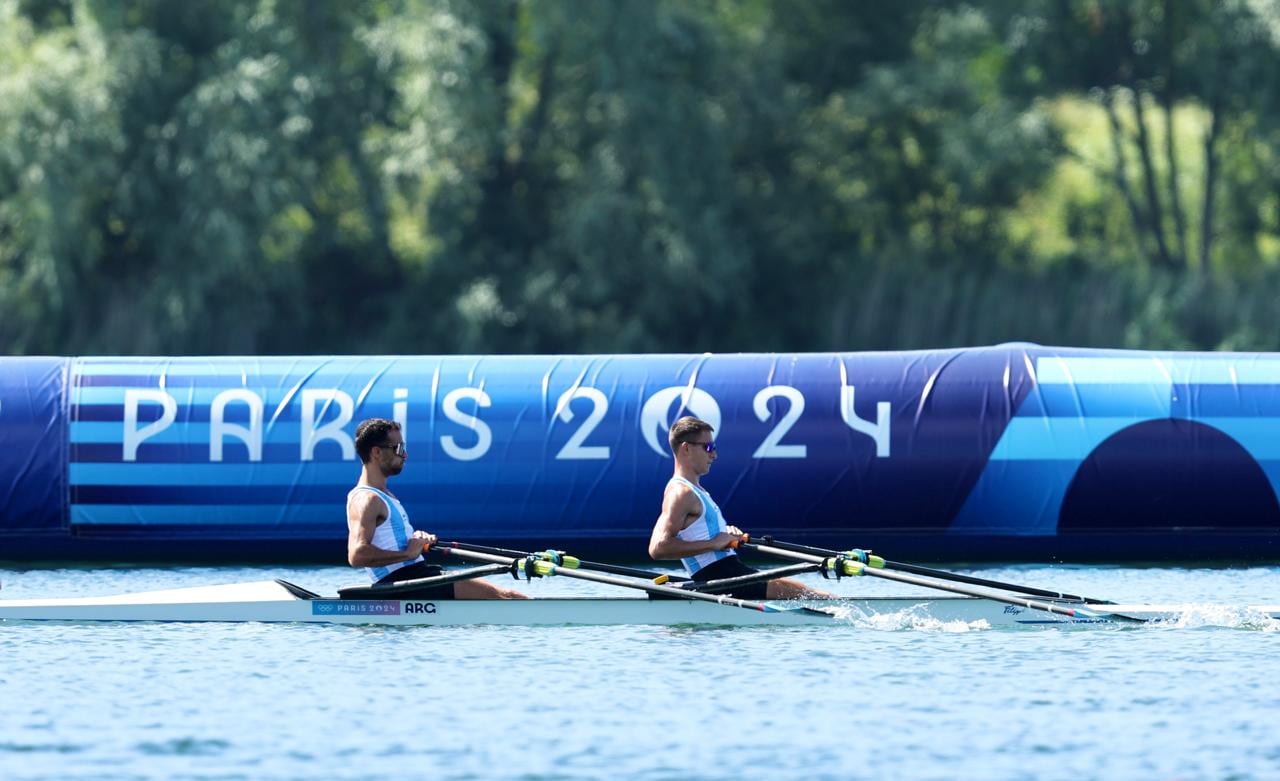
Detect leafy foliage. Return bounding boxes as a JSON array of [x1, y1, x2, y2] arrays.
[[2, 0, 1279, 355]]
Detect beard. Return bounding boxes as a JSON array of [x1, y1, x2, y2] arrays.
[[383, 459, 404, 476]]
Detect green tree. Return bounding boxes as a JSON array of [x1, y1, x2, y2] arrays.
[[1002, 0, 1280, 271], [0, 0, 404, 353]]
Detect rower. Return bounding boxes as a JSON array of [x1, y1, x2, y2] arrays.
[[648, 416, 833, 600], [346, 418, 527, 600]]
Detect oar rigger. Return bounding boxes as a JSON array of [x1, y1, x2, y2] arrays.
[[816, 550, 885, 580]]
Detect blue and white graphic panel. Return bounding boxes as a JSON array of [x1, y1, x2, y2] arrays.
[[66, 352, 977, 541], [951, 351, 1280, 536], [0, 357, 68, 533]]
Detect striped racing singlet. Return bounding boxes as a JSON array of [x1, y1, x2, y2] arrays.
[[350, 485, 424, 582], [671, 476, 735, 576]]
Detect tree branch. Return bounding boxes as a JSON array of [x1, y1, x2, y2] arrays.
[[1108, 6, 1175, 269], [1162, 0, 1189, 265], [1102, 89, 1158, 265], [1129, 88, 1175, 268], [1199, 93, 1221, 272], [517, 36, 559, 175]]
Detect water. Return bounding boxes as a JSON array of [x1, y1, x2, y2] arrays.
[[2, 563, 1278, 781]]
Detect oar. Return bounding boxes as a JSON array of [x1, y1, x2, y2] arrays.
[[432, 540, 690, 583], [429, 543, 832, 617], [337, 563, 512, 599], [756, 536, 1114, 605], [686, 562, 820, 594], [741, 542, 1147, 623]]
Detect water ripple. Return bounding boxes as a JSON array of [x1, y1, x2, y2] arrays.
[[135, 738, 231, 757], [0, 741, 87, 754]]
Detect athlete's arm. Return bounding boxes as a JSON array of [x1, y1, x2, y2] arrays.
[[648, 483, 741, 560], [346, 491, 429, 567]]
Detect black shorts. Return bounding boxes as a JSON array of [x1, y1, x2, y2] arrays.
[[692, 555, 768, 601], [375, 561, 456, 600]]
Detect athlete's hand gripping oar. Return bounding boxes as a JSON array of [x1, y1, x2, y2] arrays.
[[756, 536, 1114, 605], [432, 540, 690, 583], [741, 541, 1147, 623], [430, 543, 831, 617]]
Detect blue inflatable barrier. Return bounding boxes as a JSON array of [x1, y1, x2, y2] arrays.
[[2, 345, 1278, 561]]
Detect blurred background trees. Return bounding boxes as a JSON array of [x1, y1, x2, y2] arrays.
[[2, 0, 1279, 356]]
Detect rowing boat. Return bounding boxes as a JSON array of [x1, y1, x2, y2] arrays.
[[2, 580, 1276, 627], [4, 539, 1275, 628]]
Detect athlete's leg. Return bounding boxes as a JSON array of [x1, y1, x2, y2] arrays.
[[454, 578, 529, 599], [765, 577, 833, 600]]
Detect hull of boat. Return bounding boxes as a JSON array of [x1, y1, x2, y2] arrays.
[[2, 581, 1276, 627]]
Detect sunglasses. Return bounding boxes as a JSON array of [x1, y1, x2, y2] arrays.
[[684, 439, 717, 454], [378, 441, 407, 457]]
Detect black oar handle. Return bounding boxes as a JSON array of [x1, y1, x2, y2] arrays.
[[428, 540, 528, 558], [758, 536, 1112, 605]]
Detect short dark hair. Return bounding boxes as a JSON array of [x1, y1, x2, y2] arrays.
[[355, 418, 401, 463], [669, 416, 713, 453]]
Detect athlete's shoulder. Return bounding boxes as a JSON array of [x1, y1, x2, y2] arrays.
[[664, 477, 703, 506], [664, 476, 692, 493], [348, 485, 388, 515]]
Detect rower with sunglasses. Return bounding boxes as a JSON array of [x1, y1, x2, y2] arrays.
[[345, 418, 527, 600], [648, 416, 831, 600]]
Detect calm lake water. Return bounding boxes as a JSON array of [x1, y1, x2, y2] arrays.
[[1, 563, 1278, 781]]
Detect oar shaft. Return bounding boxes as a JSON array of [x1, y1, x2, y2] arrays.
[[744, 543, 1131, 622], [539, 565, 775, 611], [338, 563, 512, 599], [436, 545, 778, 613], [687, 562, 818, 594], [371, 564, 512, 591], [758, 537, 1108, 604], [428, 540, 528, 558], [876, 560, 1099, 603], [436, 540, 690, 582], [430, 546, 527, 568]]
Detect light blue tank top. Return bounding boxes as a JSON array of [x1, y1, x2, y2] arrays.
[[670, 476, 734, 576], [349, 485, 423, 582]]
